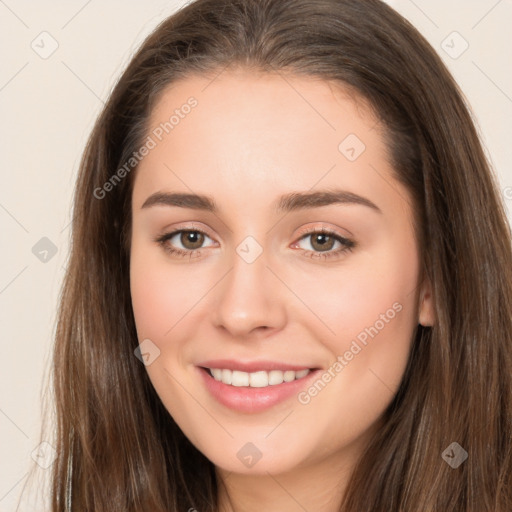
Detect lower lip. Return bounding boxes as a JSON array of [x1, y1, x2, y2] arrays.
[[197, 367, 319, 413]]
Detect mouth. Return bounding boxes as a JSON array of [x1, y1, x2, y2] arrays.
[[196, 360, 321, 413], [201, 367, 313, 388]]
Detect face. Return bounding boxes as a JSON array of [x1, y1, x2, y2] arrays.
[[129, 69, 434, 477]]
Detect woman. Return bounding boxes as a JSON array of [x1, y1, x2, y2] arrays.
[[42, 0, 512, 510]]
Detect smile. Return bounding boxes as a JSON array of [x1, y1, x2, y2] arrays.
[[196, 360, 321, 413], [206, 368, 311, 387]]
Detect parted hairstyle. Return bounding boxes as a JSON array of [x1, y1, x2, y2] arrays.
[[34, 0, 512, 510]]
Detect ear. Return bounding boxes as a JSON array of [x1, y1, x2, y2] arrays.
[[418, 277, 435, 327]]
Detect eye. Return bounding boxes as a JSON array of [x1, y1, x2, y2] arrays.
[[155, 226, 356, 261], [155, 228, 216, 258], [292, 228, 355, 260]]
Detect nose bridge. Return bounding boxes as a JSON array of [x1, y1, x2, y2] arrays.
[[212, 235, 286, 336]]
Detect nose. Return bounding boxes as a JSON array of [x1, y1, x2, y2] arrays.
[[211, 243, 287, 339]]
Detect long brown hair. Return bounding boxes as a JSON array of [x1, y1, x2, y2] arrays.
[[35, 0, 512, 510]]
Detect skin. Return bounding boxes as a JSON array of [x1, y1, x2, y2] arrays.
[[129, 68, 435, 512]]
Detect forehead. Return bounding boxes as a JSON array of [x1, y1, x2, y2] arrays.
[[132, 69, 410, 222], [147, 69, 378, 153]]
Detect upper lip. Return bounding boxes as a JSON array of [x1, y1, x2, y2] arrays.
[[197, 359, 319, 372]]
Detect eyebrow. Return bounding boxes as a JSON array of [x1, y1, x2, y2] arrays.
[[141, 189, 382, 214]]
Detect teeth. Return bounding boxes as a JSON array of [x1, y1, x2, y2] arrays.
[[221, 368, 232, 385], [295, 369, 310, 379], [283, 370, 295, 382], [249, 371, 268, 387], [232, 370, 249, 387], [211, 368, 223, 381], [268, 370, 284, 385], [208, 368, 311, 387]]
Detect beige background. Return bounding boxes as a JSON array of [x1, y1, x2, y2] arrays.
[[1, 0, 511, 509]]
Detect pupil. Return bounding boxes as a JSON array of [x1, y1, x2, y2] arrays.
[[182, 231, 203, 249], [312, 233, 333, 251]]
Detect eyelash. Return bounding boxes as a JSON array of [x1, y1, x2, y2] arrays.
[[155, 226, 356, 261]]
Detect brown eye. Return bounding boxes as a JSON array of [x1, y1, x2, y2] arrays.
[[156, 229, 215, 257], [180, 231, 204, 250], [309, 233, 336, 252], [293, 229, 355, 261]]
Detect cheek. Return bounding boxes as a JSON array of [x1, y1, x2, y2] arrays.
[[287, 248, 419, 446], [129, 239, 205, 343], [289, 243, 419, 384], [130, 264, 175, 342], [305, 249, 415, 310], [129, 243, 203, 432]]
